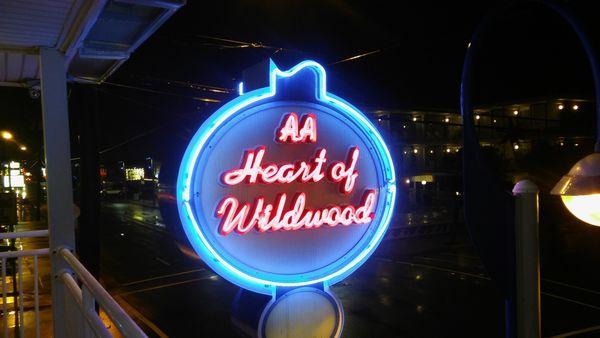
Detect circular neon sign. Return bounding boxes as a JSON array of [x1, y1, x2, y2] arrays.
[[177, 60, 396, 294]]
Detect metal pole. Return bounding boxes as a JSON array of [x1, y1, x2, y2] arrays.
[[11, 240, 18, 338], [39, 48, 76, 338], [513, 180, 541, 338], [18, 257, 24, 338], [34, 255, 40, 338], [2, 257, 8, 338]]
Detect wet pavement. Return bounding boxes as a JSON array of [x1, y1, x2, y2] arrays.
[[98, 201, 600, 338]]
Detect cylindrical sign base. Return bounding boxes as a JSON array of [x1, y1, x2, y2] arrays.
[[259, 287, 343, 338], [232, 287, 343, 338]]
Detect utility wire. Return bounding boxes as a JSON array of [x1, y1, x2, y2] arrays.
[[96, 88, 194, 117], [99, 38, 397, 102], [69, 88, 199, 160], [192, 34, 306, 54], [134, 75, 232, 94], [330, 49, 382, 65], [329, 42, 403, 66], [101, 81, 221, 103], [96, 88, 201, 155], [98, 126, 162, 155], [86, 39, 404, 113], [194, 34, 268, 48]]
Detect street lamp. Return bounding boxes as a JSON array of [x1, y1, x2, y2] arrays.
[[551, 153, 600, 226], [1, 131, 12, 140], [459, 1, 600, 337], [19, 145, 27, 151]]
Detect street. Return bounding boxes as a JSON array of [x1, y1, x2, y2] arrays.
[[94, 201, 600, 337]]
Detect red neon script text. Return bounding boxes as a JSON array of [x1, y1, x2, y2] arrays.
[[277, 113, 317, 143], [222, 147, 360, 193], [216, 190, 376, 235]]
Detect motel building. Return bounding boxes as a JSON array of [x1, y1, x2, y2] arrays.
[[365, 98, 593, 237], [0, 1, 184, 337]]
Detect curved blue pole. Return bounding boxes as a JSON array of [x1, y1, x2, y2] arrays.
[[460, 2, 600, 337]]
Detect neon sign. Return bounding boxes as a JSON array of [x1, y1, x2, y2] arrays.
[[177, 60, 396, 295], [277, 113, 317, 143]]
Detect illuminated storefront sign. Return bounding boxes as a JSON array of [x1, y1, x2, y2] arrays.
[[125, 168, 145, 181], [177, 60, 396, 295], [1, 164, 25, 189]]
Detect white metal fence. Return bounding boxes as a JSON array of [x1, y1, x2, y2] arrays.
[[0, 230, 146, 338]]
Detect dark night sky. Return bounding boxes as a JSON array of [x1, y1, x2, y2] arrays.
[[1, 0, 599, 167], [114, 0, 597, 106]]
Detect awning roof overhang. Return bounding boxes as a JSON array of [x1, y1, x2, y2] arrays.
[[0, 0, 184, 87]]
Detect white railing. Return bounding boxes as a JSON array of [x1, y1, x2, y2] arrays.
[[0, 230, 48, 338], [0, 230, 147, 338], [59, 248, 147, 337]]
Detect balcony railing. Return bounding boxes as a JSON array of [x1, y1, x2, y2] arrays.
[[0, 230, 146, 338]]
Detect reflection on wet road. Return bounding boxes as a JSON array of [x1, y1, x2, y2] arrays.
[[100, 201, 600, 337]]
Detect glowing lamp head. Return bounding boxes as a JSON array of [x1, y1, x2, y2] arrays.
[[1, 131, 13, 140], [551, 153, 600, 226]]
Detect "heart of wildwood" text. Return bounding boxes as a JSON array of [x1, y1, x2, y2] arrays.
[[216, 113, 377, 235]]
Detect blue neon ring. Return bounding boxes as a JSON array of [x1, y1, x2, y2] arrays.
[[177, 60, 396, 294]]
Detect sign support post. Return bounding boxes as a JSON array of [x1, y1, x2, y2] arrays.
[[39, 48, 76, 338]]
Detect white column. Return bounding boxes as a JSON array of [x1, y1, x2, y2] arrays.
[[513, 180, 541, 338], [39, 48, 76, 338]]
